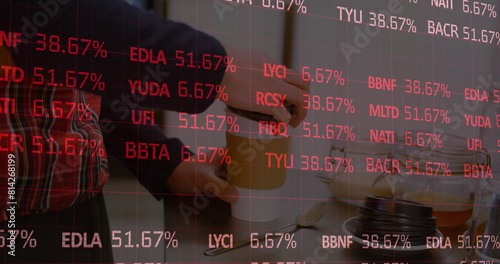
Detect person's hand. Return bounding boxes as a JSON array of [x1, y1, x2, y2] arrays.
[[220, 47, 310, 128], [166, 148, 238, 203]]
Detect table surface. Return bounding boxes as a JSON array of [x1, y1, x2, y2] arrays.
[[163, 169, 468, 263]]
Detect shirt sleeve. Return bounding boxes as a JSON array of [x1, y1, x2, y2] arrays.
[[99, 95, 193, 200], [1, 1, 227, 198], [3, 0, 227, 113]]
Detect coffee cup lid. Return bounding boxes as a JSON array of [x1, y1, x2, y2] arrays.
[[357, 206, 436, 224], [363, 196, 433, 218]]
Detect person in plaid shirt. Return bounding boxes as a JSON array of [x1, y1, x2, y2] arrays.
[[0, 0, 309, 262]]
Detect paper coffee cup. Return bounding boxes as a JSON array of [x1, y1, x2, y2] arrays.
[[225, 108, 291, 222]]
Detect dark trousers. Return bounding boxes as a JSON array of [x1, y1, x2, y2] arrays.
[[1, 192, 114, 263]]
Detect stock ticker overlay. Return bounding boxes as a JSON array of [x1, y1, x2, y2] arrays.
[[1, 0, 500, 264]]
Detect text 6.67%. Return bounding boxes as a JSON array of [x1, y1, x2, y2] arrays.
[[250, 233, 298, 249]]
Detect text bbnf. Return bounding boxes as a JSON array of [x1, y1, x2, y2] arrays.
[[0, 31, 22, 47]]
